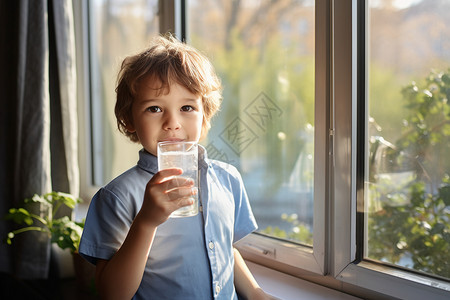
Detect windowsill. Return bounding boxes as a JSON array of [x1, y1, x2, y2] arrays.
[[246, 261, 362, 300]]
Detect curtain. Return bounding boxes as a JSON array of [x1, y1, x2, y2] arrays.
[[0, 0, 79, 279]]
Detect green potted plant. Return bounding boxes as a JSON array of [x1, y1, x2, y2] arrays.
[[5, 191, 96, 293], [5, 191, 84, 253]]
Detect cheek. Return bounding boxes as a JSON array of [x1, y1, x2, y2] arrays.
[[135, 119, 155, 138], [199, 118, 208, 140], [198, 114, 205, 126]]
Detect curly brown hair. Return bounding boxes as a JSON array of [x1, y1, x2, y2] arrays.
[[115, 34, 222, 142]]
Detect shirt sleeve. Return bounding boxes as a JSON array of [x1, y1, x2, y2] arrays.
[[230, 167, 258, 243], [78, 187, 133, 264]]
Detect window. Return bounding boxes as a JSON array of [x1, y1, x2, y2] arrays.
[[365, 0, 450, 281], [75, 0, 450, 298], [334, 0, 449, 299]]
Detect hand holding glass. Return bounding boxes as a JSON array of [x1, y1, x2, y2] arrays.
[[157, 141, 199, 217]]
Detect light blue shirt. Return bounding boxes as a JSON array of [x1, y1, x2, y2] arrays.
[[79, 146, 258, 299]]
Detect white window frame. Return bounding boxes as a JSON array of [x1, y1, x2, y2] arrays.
[[332, 1, 450, 299], [73, 0, 98, 202]]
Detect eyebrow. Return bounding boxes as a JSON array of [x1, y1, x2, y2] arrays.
[[182, 98, 201, 103], [134, 99, 158, 107], [137, 97, 201, 106]]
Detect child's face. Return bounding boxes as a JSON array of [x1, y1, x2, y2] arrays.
[[126, 79, 204, 156]]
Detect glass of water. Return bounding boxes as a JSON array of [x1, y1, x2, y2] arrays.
[[157, 141, 199, 217]]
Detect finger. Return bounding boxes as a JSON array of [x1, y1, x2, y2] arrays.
[[165, 176, 195, 191], [151, 168, 183, 184], [173, 196, 195, 209], [169, 187, 197, 198], [166, 186, 198, 199]]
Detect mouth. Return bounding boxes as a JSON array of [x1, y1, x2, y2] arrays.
[[159, 138, 185, 143]]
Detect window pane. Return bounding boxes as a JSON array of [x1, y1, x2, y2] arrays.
[[188, 0, 315, 246], [366, 0, 450, 279], [89, 0, 159, 185]]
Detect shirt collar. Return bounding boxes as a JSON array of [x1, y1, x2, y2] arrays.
[[137, 149, 159, 174], [137, 145, 209, 174]]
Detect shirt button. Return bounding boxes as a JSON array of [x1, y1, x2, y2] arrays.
[[208, 241, 215, 250], [215, 284, 221, 294]]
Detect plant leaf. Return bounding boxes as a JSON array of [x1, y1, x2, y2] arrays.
[[439, 185, 450, 206], [48, 191, 81, 209], [5, 208, 34, 225], [25, 194, 50, 206], [50, 216, 84, 253]]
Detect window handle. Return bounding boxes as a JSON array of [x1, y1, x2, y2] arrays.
[[241, 243, 276, 259]]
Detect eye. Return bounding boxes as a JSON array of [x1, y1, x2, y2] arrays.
[[181, 105, 194, 112], [146, 106, 161, 113]]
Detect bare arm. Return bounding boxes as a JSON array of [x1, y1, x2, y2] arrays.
[[95, 168, 196, 300], [95, 215, 156, 300], [234, 248, 270, 300]]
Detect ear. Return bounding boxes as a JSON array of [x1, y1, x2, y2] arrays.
[[123, 118, 136, 133], [126, 124, 136, 133]]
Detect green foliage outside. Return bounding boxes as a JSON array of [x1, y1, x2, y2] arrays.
[[261, 213, 313, 245], [5, 191, 84, 253], [369, 64, 408, 142], [368, 69, 450, 278]]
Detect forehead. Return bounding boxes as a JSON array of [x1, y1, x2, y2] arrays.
[[135, 78, 202, 107], [136, 76, 168, 96], [137, 76, 200, 97]]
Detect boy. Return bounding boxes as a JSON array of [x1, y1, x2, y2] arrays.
[[79, 35, 269, 299]]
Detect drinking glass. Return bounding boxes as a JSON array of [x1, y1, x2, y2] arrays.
[[157, 141, 199, 217]]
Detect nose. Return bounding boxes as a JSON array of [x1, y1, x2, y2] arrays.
[[163, 111, 181, 131]]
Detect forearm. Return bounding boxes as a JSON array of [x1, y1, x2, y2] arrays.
[[96, 213, 157, 300], [233, 248, 269, 300]]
